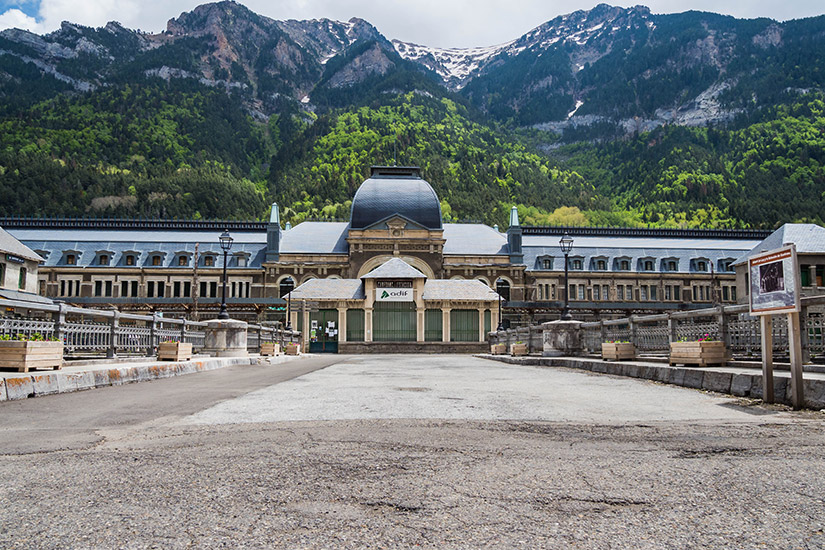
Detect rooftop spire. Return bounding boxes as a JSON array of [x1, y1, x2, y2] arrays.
[[509, 206, 520, 228]]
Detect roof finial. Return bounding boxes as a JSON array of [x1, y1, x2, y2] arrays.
[[509, 206, 520, 228]]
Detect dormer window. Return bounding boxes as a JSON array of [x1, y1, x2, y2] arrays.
[[666, 260, 678, 272], [152, 255, 162, 266], [719, 259, 734, 272], [571, 259, 583, 270], [595, 260, 607, 271], [178, 255, 189, 266], [543, 259, 552, 269], [66, 254, 76, 266], [204, 256, 215, 267], [125, 255, 135, 266], [99, 255, 109, 266], [642, 260, 654, 271], [618, 259, 630, 271], [696, 261, 707, 272]]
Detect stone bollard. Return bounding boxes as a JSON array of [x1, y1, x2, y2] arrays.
[[203, 319, 249, 358], [541, 320, 585, 357]]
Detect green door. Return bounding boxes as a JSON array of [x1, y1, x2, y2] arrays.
[[309, 309, 339, 353], [373, 301, 416, 342], [450, 309, 479, 342]]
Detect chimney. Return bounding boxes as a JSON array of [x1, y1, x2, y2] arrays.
[[507, 206, 523, 264], [265, 203, 280, 262]]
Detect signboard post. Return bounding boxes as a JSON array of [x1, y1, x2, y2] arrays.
[[748, 244, 804, 408]]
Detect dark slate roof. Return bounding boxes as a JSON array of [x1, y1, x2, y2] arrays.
[[0, 289, 54, 304], [362, 258, 428, 279], [290, 279, 365, 300], [0, 227, 43, 262], [523, 234, 761, 274], [279, 222, 349, 254], [350, 166, 442, 230], [422, 280, 500, 302], [443, 224, 508, 255], [733, 223, 825, 265], [9, 228, 267, 268]]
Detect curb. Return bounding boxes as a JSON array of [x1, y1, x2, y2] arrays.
[[478, 354, 825, 410], [0, 355, 298, 401]]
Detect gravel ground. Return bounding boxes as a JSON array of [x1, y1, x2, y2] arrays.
[[0, 355, 823, 549]]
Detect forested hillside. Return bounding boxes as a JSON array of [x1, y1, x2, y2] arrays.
[[1, 2, 824, 229]]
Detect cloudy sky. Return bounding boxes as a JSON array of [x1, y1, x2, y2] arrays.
[[0, 0, 823, 48]]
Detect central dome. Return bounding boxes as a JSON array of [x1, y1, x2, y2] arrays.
[[350, 166, 442, 230]]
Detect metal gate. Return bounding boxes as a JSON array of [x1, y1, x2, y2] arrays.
[[373, 302, 416, 342], [450, 309, 479, 342], [309, 309, 339, 353]]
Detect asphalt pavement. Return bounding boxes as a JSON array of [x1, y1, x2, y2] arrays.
[[0, 354, 822, 549]]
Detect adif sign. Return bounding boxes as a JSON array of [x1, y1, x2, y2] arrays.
[[376, 288, 413, 302]]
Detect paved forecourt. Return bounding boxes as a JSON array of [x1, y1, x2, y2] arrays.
[[184, 354, 789, 425]]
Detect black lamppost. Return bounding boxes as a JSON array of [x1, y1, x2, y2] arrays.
[[285, 290, 292, 331], [559, 232, 574, 320], [496, 278, 505, 331], [218, 229, 233, 320]]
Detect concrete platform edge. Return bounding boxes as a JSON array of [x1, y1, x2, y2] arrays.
[[476, 354, 825, 410], [0, 355, 299, 401]]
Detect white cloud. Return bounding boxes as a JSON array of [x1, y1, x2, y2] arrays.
[[0, 0, 823, 47], [0, 7, 43, 32]]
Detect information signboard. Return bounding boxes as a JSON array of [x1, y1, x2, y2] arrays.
[[375, 288, 413, 302], [748, 244, 800, 316]]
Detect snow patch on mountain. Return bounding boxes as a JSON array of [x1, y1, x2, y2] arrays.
[[392, 40, 511, 88]]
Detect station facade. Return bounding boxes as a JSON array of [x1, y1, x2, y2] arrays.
[[2, 165, 774, 351]]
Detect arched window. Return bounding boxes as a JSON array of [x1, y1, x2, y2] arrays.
[[596, 260, 606, 271], [279, 277, 295, 298], [643, 260, 654, 271], [495, 279, 510, 301], [177, 255, 189, 266], [572, 259, 583, 270], [619, 260, 630, 271], [697, 261, 707, 272]]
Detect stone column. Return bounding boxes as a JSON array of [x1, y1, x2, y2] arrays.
[[365, 308, 373, 342], [338, 307, 347, 343], [541, 320, 584, 357], [442, 307, 451, 343], [417, 306, 425, 343], [477, 307, 486, 343], [809, 265, 817, 289], [203, 319, 249, 357]]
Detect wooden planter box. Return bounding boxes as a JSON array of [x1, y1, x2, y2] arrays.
[[669, 341, 728, 367], [602, 342, 636, 361], [0, 340, 63, 372], [158, 341, 193, 361], [285, 343, 301, 356], [510, 343, 528, 356], [260, 342, 280, 356], [490, 343, 506, 355]]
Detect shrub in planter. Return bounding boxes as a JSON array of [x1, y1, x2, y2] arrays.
[[490, 343, 506, 355], [510, 341, 528, 356], [260, 342, 280, 356], [670, 335, 728, 366], [0, 333, 63, 372], [158, 340, 193, 361], [602, 341, 636, 361], [285, 342, 301, 355]]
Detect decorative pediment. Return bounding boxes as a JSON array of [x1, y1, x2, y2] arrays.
[[362, 214, 429, 234]]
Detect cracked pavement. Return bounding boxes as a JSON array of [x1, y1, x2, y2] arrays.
[[0, 354, 823, 549]]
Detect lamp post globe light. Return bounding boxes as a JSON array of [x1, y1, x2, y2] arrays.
[[559, 232, 574, 321], [218, 229, 233, 320]]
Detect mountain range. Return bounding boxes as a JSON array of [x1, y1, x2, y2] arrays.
[[0, 1, 824, 228]]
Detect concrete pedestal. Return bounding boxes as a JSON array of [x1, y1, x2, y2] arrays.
[[542, 320, 584, 357], [203, 319, 249, 357]]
